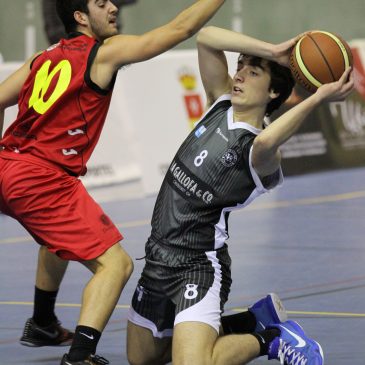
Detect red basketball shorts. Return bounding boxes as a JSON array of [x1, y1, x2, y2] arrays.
[[0, 154, 123, 261]]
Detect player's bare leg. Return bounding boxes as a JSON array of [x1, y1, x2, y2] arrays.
[[61, 243, 133, 362], [79, 243, 133, 331], [127, 321, 172, 365], [172, 322, 260, 365], [36, 245, 69, 291]]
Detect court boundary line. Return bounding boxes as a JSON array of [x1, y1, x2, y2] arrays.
[[1, 301, 364, 318], [1, 189, 365, 245]]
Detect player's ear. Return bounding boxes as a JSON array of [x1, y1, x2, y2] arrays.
[[74, 10, 88, 26]]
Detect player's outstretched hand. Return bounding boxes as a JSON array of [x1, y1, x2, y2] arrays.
[[315, 67, 354, 102]]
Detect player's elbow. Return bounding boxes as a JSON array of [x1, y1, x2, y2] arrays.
[[197, 27, 210, 44], [196, 26, 217, 46]]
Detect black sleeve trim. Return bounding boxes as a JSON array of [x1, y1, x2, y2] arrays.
[[30, 54, 43, 69], [85, 43, 117, 95]]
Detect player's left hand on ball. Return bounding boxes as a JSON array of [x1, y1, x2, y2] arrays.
[[316, 67, 354, 102], [271, 31, 310, 67], [271, 40, 295, 67]]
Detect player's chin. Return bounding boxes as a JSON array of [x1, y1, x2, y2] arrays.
[[106, 26, 119, 37], [231, 93, 245, 105]]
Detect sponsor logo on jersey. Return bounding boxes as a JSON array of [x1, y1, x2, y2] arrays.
[[216, 127, 229, 142], [170, 161, 213, 204], [136, 285, 144, 302], [100, 214, 111, 226], [12, 131, 37, 140], [195, 125, 207, 138], [221, 148, 238, 167], [100, 214, 113, 233]]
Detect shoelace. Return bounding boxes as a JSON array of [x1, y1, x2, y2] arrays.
[[23, 321, 32, 335], [90, 354, 109, 365], [278, 339, 308, 365]]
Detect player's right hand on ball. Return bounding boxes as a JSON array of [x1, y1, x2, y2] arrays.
[[315, 67, 354, 102]]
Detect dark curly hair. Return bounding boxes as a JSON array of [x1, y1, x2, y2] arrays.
[[238, 54, 295, 116], [56, 0, 89, 33]]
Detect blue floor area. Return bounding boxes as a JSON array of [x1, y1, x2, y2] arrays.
[[1, 166, 365, 364]]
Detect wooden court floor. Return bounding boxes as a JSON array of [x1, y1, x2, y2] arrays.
[[1, 167, 365, 364]]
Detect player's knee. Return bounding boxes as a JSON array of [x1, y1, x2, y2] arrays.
[[127, 348, 151, 365], [126, 354, 143, 365], [127, 353, 160, 365], [120, 250, 134, 279], [127, 336, 170, 365], [97, 244, 134, 280], [109, 247, 133, 278]]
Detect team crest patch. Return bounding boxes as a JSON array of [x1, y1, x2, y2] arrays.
[[221, 149, 238, 167]]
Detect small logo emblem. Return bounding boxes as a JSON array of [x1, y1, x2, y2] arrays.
[[279, 325, 306, 348], [100, 214, 111, 226], [35, 328, 59, 339], [80, 332, 94, 340], [195, 125, 207, 138], [221, 149, 238, 167]]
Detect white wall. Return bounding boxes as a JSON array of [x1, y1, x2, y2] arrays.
[[0, 51, 239, 194], [2, 43, 365, 194]]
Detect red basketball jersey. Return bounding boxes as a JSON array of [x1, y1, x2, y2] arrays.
[[1, 33, 115, 176]]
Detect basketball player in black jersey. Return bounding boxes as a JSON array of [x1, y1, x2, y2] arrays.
[[127, 26, 354, 365]]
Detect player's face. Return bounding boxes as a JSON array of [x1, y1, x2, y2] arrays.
[[86, 0, 119, 40], [231, 55, 274, 112]]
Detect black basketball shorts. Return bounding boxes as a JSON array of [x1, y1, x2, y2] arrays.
[[128, 241, 232, 337]]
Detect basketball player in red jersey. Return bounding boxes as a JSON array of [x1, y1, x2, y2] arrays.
[[0, 1, 226, 364]]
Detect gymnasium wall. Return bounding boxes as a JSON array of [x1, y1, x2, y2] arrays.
[[0, 0, 364, 61], [0, 1, 364, 194], [2, 44, 365, 194]]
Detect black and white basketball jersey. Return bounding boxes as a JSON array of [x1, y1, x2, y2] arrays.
[[149, 94, 283, 251]]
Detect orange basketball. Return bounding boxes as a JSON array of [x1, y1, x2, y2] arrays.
[[289, 31, 353, 93]]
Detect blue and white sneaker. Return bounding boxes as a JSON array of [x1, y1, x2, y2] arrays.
[[268, 320, 324, 365], [249, 293, 288, 332]]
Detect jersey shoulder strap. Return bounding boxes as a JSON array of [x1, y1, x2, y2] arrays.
[[196, 94, 232, 127]]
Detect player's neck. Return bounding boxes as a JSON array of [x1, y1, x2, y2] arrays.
[[232, 107, 265, 129], [75, 27, 98, 41]]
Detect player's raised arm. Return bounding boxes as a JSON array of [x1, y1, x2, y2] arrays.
[[252, 67, 354, 177], [98, 0, 226, 70], [196, 26, 296, 106], [197, 27, 233, 107]]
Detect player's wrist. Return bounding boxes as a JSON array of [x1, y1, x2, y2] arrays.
[[309, 90, 326, 105]]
